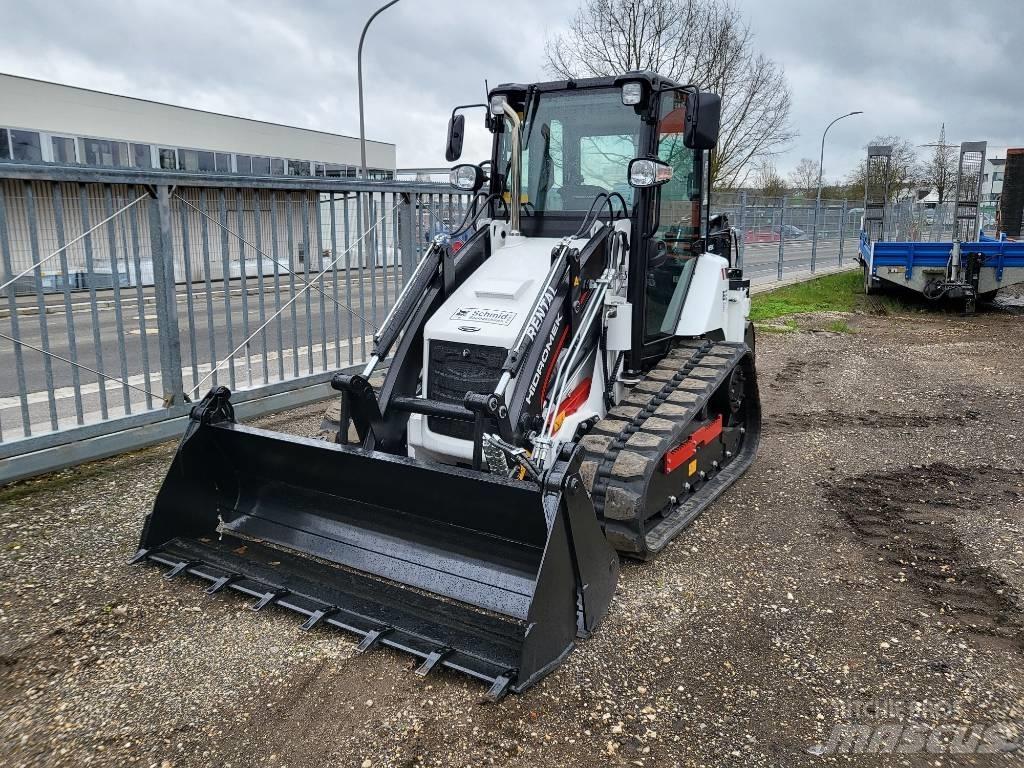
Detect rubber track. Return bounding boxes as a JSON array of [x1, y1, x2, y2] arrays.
[[579, 339, 755, 558]]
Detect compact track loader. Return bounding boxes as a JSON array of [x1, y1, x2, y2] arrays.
[[135, 72, 761, 699]]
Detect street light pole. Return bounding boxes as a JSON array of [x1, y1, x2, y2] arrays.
[[355, 0, 401, 310], [811, 110, 863, 272], [358, 0, 401, 182]]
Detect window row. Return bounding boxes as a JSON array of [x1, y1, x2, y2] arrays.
[[0, 127, 394, 180]]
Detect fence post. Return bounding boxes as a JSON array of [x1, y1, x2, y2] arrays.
[[810, 195, 820, 274], [777, 195, 786, 280], [398, 192, 417, 284], [148, 185, 184, 406], [737, 191, 747, 270], [839, 199, 848, 265]]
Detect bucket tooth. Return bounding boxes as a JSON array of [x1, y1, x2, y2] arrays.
[[128, 548, 155, 565], [485, 674, 513, 702], [355, 627, 391, 654], [250, 588, 290, 611], [300, 606, 340, 631], [415, 648, 451, 677], [164, 559, 200, 580], [205, 573, 242, 594]]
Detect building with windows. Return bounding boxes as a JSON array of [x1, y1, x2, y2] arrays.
[[982, 153, 1006, 206], [0, 72, 395, 178]]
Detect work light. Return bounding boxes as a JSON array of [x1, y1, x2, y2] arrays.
[[621, 81, 643, 106], [489, 94, 508, 116]]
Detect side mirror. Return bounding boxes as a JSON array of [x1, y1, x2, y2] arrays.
[[628, 157, 673, 188], [445, 113, 465, 162], [450, 163, 485, 192], [684, 92, 721, 150]]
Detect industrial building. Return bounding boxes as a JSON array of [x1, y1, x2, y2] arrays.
[[0, 72, 395, 178]]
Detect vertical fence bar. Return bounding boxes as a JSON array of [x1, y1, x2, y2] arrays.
[[314, 193, 327, 372], [368, 194, 378, 329], [329, 193, 341, 369], [839, 199, 848, 265], [217, 189, 236, 390], [810, 195, 820, 274], [269, 191, 285, 382], [355, 192, 367, 361], [125, 191, 154, 410], [0, 183, 32, 436], [300, 194, 314, 375], [777, 196, 786, 281], [235, 189, 252, 387], [285, 192, 299, 378], [150, 185, 184, 406], [198, 189, 218, 388], [101, 185, 131, 415], [174, 196, 198, 398], [343, 193, 353, 366], [52, 184, 85, 424], [252, 191, 269, 386], [25, 183, 60, 430], [391, 194, 401, 297], [379, 192, 389, 314], [400, 192, 416, 281], [79, 184, 108, 419], [737, 191, 747, 270]]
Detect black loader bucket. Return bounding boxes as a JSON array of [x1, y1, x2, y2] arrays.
[[133, 388, 618, 699]]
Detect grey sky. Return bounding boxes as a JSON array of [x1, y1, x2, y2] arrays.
[[0, 0, 1020, 182]]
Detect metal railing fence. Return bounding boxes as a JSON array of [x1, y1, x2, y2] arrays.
[[712, 191, 861, 279], [0, 163, 469, 483]]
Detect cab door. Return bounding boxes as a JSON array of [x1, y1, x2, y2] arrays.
[[643, 91, 702, 342]]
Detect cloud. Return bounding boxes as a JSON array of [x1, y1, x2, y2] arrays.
[[0, 0, 1019, 181], [741, 0, 1023, 177]]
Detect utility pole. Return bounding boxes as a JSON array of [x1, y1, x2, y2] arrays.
[[920, 124, 959, 205]]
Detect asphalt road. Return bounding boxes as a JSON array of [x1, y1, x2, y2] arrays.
[[1, 238, 850, 439]]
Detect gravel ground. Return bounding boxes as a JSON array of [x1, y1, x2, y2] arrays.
[[2, 303, 1023, 767]]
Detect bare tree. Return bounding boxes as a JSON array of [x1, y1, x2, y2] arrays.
[[545, 0, 795, 188], [846, 136, 920, 202], [788, 157, 819, 197], [753, 160, 787, 198], [919, 123, 958, 204]]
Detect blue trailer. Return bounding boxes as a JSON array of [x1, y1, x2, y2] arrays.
[[859, 231, 1024, 312], [857, 140, 1024, 312]]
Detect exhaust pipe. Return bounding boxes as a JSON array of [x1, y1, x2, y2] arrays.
[[501, 101, 522, 235]]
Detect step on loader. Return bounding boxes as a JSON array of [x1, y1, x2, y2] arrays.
[[135, 71, 761, 699]]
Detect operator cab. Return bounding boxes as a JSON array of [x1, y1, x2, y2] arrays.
[[447, 72, 723, 370]]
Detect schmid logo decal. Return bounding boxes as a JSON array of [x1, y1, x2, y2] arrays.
[[450, 307, 517, 326]]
